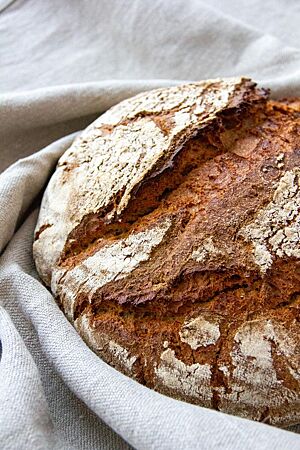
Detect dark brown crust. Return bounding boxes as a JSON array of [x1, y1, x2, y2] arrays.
[[69, 100, 300, 312], [35, 82, 300, 427], [78, 98, 300, 427], [58, 80, 267, 264]]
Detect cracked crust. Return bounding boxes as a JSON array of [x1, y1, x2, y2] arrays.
[[33, 79, 300, 427], [33, 77, 263, 283], [240, 168, 300, 273]]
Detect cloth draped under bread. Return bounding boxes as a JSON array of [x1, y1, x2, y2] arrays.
[[0, 1, 299, 449]]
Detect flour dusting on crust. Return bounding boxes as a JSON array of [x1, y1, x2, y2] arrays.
[[75, 314, 137, 372], [32, 79, 300, 427], [52, 219, 171, 318], [180, 316, 220, 349], [155, 348, 213, 403], [240, 168, 300, 273], [33, 77, 251, 284], [218, 319, 300, 423], [191, 237, 223, 263]]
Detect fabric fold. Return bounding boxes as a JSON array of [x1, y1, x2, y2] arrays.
[[1, 0, 300, 448]]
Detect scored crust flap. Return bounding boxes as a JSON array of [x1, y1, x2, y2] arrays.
[[33, 77, 267, 284]]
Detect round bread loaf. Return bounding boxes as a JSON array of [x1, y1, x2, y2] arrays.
[[33, 78, 300, 427]]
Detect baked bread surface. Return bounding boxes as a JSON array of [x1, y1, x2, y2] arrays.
[[33, 78, 300, 427]]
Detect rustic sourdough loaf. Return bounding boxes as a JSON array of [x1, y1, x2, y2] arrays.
[[33, 78, 300, 427]]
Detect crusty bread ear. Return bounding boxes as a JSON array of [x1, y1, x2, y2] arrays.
[[33, 78, 265, 285], [33, 79, 300, 427]]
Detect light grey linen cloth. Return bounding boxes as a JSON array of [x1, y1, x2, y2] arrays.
[[0, 1, 300, 449]]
